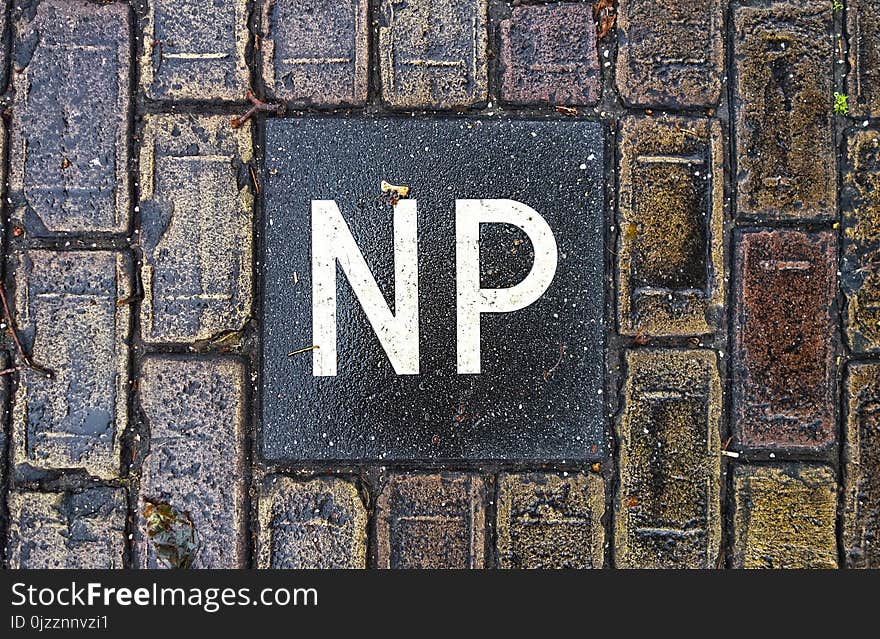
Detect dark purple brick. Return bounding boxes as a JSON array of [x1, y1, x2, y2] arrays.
[[500, 3, 600, 106]]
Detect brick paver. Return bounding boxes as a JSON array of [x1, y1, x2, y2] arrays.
[[378, 0, 488, 109], [140, 0, 249, 102], [616, 349, 722, 569], [260, 0, 368, 107], [848, 0, 880, 118], [499, 3, 600, 106], [258, 476, 367, 569], [9, 0, 131, 236], [732, 465, 838, 569], [137, 357, 247, 569], [617, 115, 724, 337], [0, 0, 866, 572], [732, 230, 838, 450], [138, 115, 253, 344], [6, 488, 126, 569], [845, 363, 880, 569], [375, 473, 487, 569], [496, 472, 605, 569], [616, 0, 724, 108], [843, 129, 880, 353], [11, 250, 131, 479], [733, 1, 835, 221]]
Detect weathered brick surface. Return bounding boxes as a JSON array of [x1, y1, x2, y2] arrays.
[[12, 250, 131, 479], [260, 0, 368, 106], [141, 0, 249, 102], [848, 0, 880, 117], [0, 353, 9, 494], [733, 1, 835, 221], [138, 115, 253, 344], [616, 349, 722, 569], [258, 476, 367, 569], [9, 0, 131, 236], [496, 472, 605, 569], [376, 473, 486, 569], [137, 357, 247, 569], [842, 129, 880, 354], [616, 0, 723, 107], [732, 230, 837, 449], [6, 488, 126, 569], [844, 363, 880, 568], [499, 3, 600, 106], [732, 465, 837, 569], [378, 0, 488, 109], [0, 1, 8, 92], [617, 115, 724, 337]]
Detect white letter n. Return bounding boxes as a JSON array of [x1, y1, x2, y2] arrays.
[[311, 200, 419, 376]]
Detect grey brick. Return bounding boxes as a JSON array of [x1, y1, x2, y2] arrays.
[[138, 115, 253, 344], [140, 0, 249, 102], [496, 472, 605, 569], [258, 476, 367, 569], [733, 1, 836, 221], [260, 0, 368, 106], [616, 349, 722, 568], [378, 0, 488, 109], [9, 0, 131, 235], [617, 115, 725, 337], [12, 250, 131, 479], [376, 473, 486, 569], [137, 357, 247, 569], [6, 488, 127, 569], [617, 0, 724, 108]]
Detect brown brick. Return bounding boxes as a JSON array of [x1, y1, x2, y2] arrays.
[[375, 473, 486, 569], [499, 3, 600, 106], [258, 476, 367, 569], [496, 472, 605, 569], [617, 115, 725, 337], [12, 251, 131, 479], [260, 0, 368, 106], [732, 465, 837, 569], [140, 0, 249, 102], [138, 115, 253, 344], [615, 349, 722, 569], [378, 0, 488, 109], [733, 1, 835, 221], [616, 0, 723, 107], [9, 0, 130, 235], [844, 363, 880, 568], [137, 357, 247, 568], [6, 488, 126, 569], [732, 230, 838, 449], [842, 129, 880, 353], [848, 0, 880, 117]]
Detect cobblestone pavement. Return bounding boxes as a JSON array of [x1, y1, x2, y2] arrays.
[[0, 0, 877, 570]]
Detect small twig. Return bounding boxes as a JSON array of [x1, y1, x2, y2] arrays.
[[287, 345, 319, 357], [0, 282, 55, 379], [0, 365, 23, 376], [250, 165, 260, 195], [543, 343, 566, 380], [231, 90, 285, 129]]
